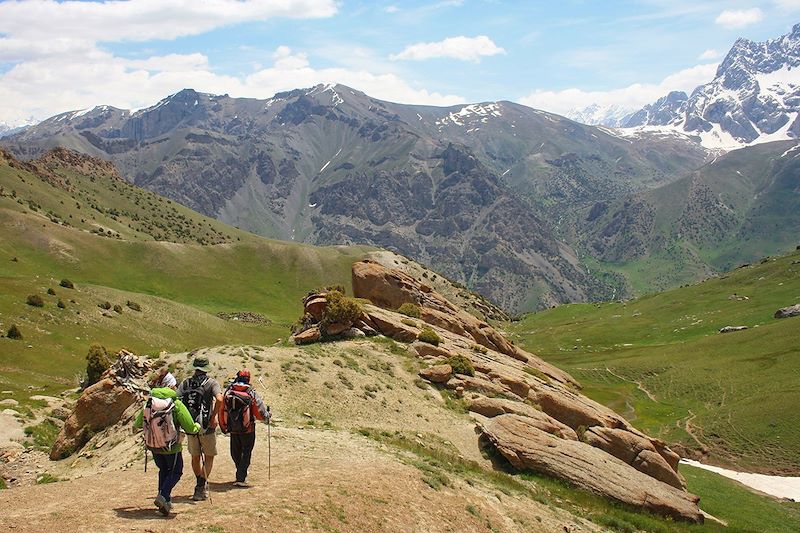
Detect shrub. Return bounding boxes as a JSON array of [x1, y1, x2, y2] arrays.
[[126, 300, 141, 312], [59, 279, 74, 289], [113, 304, 123, 314], [401, 318, 417, 327], [417, 327, 442, 346], [321, 290, 362, 329], [85, 343, 111, 387], [46, 288, 56, 295], [471, 344, 488, 354], [397, 302, 421, 318], [6, 324, 22, 340], [26, 294, 44, 307], [446, 354, 475, 377], [57, 300, 66, 309], [98, 301, 111, 310]]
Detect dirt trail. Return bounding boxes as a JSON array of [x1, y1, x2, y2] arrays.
[[1, 426, 598, 532]]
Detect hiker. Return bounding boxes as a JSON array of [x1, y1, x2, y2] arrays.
[[136, 372, 201, 516], [219, 369, 270, 486], [177, 356, 223, 501]]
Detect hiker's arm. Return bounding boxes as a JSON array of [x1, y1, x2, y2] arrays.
[[174, 399, 202, 434], [209, 392, 223, 429], [253, 391, 270, 421]]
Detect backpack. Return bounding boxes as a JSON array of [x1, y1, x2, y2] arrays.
[[181, 375, 211, 429], [220, 384, 254, 434], [142, 396, 179, 451]]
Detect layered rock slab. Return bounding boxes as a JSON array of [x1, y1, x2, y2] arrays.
[[481, 414, 703, 523]]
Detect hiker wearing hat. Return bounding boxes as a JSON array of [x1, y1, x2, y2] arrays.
[[219, 369, 270, 486], [177, 356, 223, 501], [136, 372, 201, 516]]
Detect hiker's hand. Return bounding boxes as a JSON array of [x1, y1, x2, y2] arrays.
[[209, 418, 218, 431], [192, 422, 202, 434]]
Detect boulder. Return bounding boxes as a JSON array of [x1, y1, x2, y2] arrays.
[[531, 386, 627, 431], [325, 322, 350, 336], [419, 364, 453, 383], [292, 326, 321, 345], [341, 327, 366, 339], [480, 414, 703, 523], [304, 295, 327, 321], [448, 375, 522, 400], [774, 304, 800, 319], [719, 326, 748, 333], [583, 427, 684, 488], [51, 378, 137, 460], [468, 397, 577, 440], [0, 399, 18, 408], [354, 320, 378, 336], [410, 341, 452, 360]]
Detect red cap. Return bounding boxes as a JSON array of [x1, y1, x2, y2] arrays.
[[238, 369, 251, 379]]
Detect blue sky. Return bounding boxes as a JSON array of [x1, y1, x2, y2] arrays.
[[0, 0, 798, 125]]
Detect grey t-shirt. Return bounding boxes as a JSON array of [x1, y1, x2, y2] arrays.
[[177, 372, 222, 433]]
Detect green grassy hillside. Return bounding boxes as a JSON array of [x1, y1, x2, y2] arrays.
[[510, 249, 800, 474], [0, 149, 371, 404]]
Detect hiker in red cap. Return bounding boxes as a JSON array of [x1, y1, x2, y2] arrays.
[[219, 369, 270, 486]]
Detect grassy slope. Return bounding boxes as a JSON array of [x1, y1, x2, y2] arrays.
[[0, 151, 371, 403], [510, 250, 800, 474]]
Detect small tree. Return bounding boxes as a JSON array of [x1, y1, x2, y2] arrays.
[[321, 290, 362, 330], [85, 343, 111, 387], [7, 324, 22, 340], [26, 294, 44, 307]]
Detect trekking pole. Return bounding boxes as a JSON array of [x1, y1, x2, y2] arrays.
[[257, 376, 271, 481]]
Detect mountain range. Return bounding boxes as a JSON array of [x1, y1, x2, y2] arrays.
[[3, 26, 799, 313]]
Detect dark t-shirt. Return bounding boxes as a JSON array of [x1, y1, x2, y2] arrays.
[[177, 372, 222, 433]]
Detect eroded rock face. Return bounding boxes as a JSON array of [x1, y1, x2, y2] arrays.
[[419, 364, 453, 383], [481, 415, 703, 523], [468, 397, 578, 440], [51, 351, 151, 460]]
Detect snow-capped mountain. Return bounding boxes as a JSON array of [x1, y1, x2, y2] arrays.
[[0, 121, 32, 138], [624, 23, 800, 149], [563, 103, 636, 128]]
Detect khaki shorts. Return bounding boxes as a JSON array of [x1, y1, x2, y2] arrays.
[[186, 431, 217, 457]]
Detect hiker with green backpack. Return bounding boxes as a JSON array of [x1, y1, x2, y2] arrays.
[[177, 356, 224, 501], [135, 371, 201, 516]]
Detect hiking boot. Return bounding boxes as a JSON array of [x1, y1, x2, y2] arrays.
[[233, 480, 251, 488], [160, 499, 172, 516], [154, 494, 168, 514], [191, 483, 207, 501]]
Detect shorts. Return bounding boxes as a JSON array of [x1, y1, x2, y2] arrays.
[[186, 431, 217, 457]]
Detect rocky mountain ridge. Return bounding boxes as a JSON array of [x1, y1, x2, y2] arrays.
[[623, 23, 800, 149]]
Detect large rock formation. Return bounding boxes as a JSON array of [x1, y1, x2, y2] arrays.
[[349, 260, 701, 522], [50, 351, 151, 460]]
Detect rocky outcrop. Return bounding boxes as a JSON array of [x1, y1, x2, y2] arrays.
[[481, 415, 703, 523], [469, 397, 578, 440], [774, 304, 800, 319], [352, 260, 577, 386], [419, 364, 452, 383], [719, 325, 748, 333], [51, 351, 151, 460]]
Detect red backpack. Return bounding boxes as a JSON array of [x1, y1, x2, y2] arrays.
[[219, 383, 254, 434]]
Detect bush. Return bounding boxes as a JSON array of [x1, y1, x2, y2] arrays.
[[26, 294, 44, 307], [113, 304, 123, 314], [417, 327, 442, 346], [46, 288, 56, 295], [401, 318, 417, 327], [126, 300, 141, 312], [98, 301, 111, 310], [446, 354, 475, 377], [85, 343, 111, 387], [6, 324, 22, 340], [321, 290, 362, 329], [57, 300, 66, 309], [397, 302, 421, 318], [59, 279, 74, 289]]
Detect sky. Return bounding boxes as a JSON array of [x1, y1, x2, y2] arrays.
[[0, 0, 798, 126]]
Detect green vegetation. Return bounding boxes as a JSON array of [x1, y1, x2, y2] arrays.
[[59, 279, 74, 289], [510, 249, 800, 472], [24, 419, 60, 450], [417, 327, 442, 346], [85, 343, 110, 387], [35, 473, 60, 485], [26, 294, 44, 307], [46, 287, 56, 295], [397, 302, 421, 318], [125, 300, 141, 312], [6, 324, 22, 339], [446, 354, 475, 377], [320, 290, 362, 330], [400, 318, 417, 327]]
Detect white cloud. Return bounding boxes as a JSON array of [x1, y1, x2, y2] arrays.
[[0, 0, 338, 43], [518, 63, 718, 116], [714, 8, 763, 29], [774, 0, 800, 12], [385, 5, 400, 13], [698, 48, 720, 60], [390, 35, 505, 62], [0, 46, 465, 124]]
